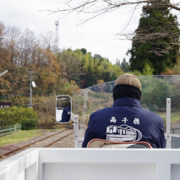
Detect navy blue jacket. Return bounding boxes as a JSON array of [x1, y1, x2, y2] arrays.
[[82, 97, 165, 148], [61, 106, 71, 122]]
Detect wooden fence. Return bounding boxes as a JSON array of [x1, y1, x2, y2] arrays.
[[0, 124, 21, 136]]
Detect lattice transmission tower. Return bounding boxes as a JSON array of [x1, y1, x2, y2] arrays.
[[55, 20, 60, 52]]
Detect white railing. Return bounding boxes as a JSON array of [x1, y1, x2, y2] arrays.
[[1, 148, 180, 180]]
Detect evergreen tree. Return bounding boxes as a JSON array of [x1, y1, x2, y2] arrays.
[[129, 1, 180, 74], [116, 58, 130, 72]]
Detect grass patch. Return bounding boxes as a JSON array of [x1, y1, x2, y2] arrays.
[[171, 111, 180, 123], [154, 111, 180, 123], [0, 129, 45, 147]]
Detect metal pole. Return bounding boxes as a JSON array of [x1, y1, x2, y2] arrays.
[[29, 71, 32, 108], [166, 98, 171, 148], [71, 113, 79, 148], [26, 71, 37, 108], [74, 115, 79, 148], [0, 70, 8, 77]]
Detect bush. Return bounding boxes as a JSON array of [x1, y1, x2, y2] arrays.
[[0, 106, 38, 130], [140, 76, 172, 109], [19, 108, 38, 130], [21, 118, 37, 130], [35, 97, 56, 129]]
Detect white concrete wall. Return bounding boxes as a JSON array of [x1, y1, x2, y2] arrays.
[[1, 148, 180, 180], [0, 148, 39, 180]]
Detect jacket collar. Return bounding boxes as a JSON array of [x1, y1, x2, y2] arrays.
[[113, 97, 141, 107]]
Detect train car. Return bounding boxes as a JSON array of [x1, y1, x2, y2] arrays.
[[1, 75, 180, 180]]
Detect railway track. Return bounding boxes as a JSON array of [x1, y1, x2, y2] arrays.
[[0, 129, 74, 160]]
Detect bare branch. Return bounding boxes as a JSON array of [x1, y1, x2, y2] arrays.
[[46, 0, 180, 28], [49, 0, 180, 15]]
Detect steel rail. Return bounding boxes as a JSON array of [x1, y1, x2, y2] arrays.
[[44, 131, 74, 147], [0, 129, 72, 159]]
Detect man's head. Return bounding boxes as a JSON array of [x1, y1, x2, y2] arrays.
[[114, 73, 141, 90], [113, 73, 142, 101]]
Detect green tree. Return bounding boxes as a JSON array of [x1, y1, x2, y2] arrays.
[[116, 58, 130, 72], [58, 48, 123, 88], [140, 76, 171, 109], [129, 1, 180, 74]]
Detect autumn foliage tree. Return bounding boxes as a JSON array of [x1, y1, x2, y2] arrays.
[[0, 22, 123, 102], [0, 22, 62, 100]]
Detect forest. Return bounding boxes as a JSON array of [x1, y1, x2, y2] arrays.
[[0, 22, 125, 96], [0, 0, 180, 129], [0, 22, 124, 128]]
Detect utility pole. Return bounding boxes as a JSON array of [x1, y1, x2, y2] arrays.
[[27, 71, 37, 108], [29, 71, 32, 108]]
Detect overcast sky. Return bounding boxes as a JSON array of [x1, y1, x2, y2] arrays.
[[0, 0, 179, 64]]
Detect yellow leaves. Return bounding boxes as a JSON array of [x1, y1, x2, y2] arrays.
[[0, 77, 11, 95], [162, 54, 180, 75], [97, 79, 104, 84], [161, 68, 173, 75]]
